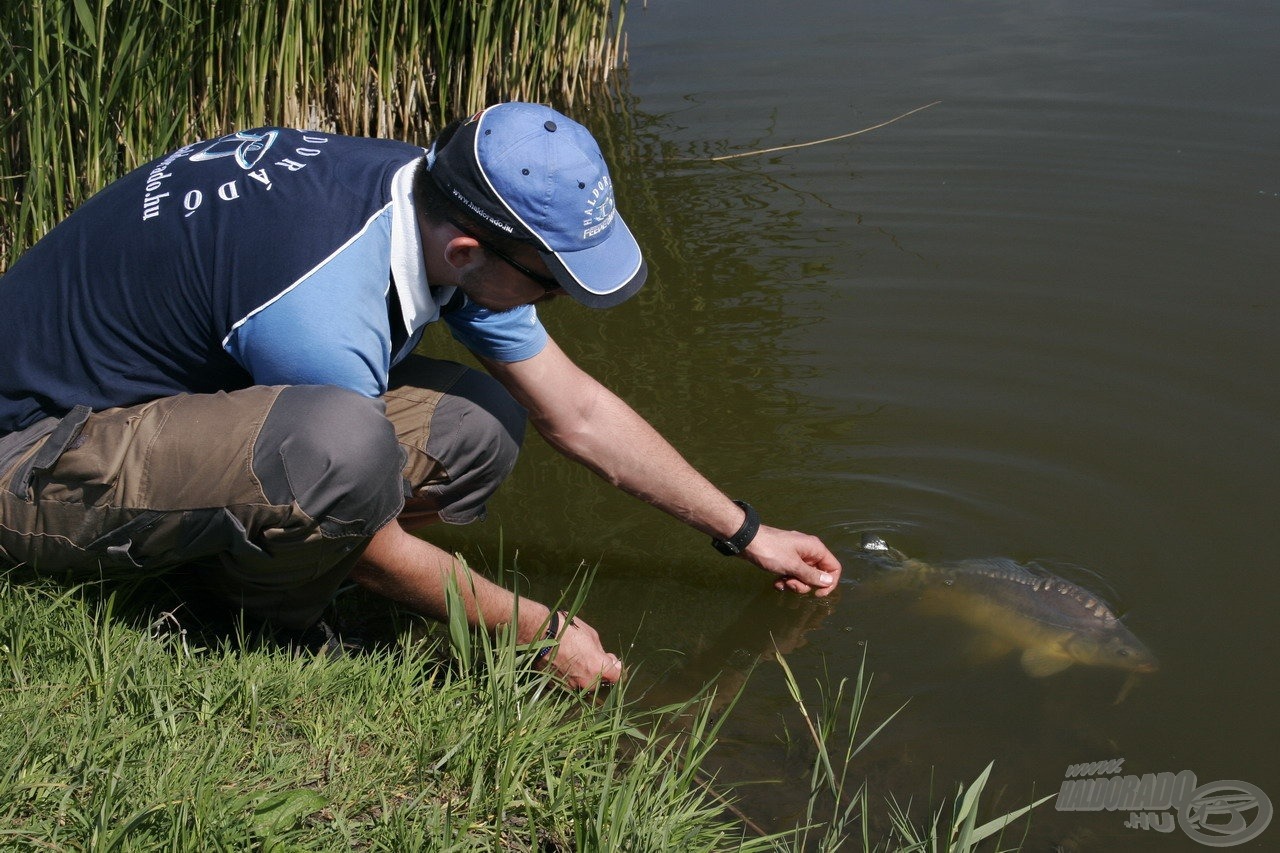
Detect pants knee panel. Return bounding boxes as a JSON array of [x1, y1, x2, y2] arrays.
[[422, 369, 526, 524], [255, 385, 404, 535]]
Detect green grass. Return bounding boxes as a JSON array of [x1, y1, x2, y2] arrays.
[[771, 648, 1054, 852], [0, 565, 1048, 850], [0, 572, 765, 850]]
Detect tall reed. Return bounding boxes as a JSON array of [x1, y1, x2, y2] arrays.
[[0, 0, 629, 270]]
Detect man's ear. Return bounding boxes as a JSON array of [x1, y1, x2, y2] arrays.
[[443, 234, 483, 271]]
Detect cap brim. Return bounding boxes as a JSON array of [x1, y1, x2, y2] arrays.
[[540, 214, 647, 309]]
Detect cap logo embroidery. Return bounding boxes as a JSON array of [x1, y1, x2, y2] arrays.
[[582, 176, 616, 240]]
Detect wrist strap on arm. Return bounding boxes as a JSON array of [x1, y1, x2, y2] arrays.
[[711, 500, 760, 556], [536, 611, 565, 662]]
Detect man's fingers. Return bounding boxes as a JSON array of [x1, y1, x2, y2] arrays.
[[567, 654, 623, 692], [772, 550, 837, 595], [548, 617, 625, 692], [776, 577, 812, 594], [752, 526, 842, 596], [600, 654, 624, 684]]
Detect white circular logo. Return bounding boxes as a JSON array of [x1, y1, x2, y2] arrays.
[[1178, 781, 1273, 847]]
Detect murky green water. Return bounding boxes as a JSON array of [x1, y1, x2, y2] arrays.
[[426, 1, 1280, 848]]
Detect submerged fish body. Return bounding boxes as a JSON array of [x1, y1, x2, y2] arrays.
[[857, 535, 1158, 678]]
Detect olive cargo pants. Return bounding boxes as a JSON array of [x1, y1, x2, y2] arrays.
[[0, 356, 524, 629]]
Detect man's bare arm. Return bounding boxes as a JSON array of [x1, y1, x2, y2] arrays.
[[481, 337, 841, 595], [351, 519, 622, 689]]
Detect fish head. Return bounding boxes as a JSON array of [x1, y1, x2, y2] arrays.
[[856, 533, 909, 567], [1068, 628, 1159, 674]]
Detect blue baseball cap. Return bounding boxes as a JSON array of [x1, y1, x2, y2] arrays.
[[425, 102, 646, 308]]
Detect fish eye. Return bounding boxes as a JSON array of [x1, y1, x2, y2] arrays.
[[1117, 649, 1131, 657]]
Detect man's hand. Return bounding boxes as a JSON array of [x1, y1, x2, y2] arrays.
[[356, 521, 625, 693], [539, 614, 624, 691], [743, 525, 843, 596]]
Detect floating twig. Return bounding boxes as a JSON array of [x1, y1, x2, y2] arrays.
[[705, 100, 941, 162]]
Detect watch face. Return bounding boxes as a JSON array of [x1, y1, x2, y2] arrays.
[[712, 537, 739, 556]]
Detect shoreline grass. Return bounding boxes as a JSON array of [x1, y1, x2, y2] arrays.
[[0, 574, 762, 850], [0, 567, 1047, 850]]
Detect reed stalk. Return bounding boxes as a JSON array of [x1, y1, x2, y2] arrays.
[[773, 647, 1051, 851], [0, 0, 629, 270]]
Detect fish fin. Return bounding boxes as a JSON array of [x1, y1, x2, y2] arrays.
[[1114, 672, 1142, 705], [966, 634, 1016, 664], [912, 588, 954, 615], [1020, 647, 1075, 677]]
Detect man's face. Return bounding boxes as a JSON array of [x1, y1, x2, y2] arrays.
[[459, 247, 566, 313]]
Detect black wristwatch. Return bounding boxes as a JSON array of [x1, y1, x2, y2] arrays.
[[711, 500, 760, 556]]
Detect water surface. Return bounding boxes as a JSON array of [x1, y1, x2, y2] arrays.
[[427, 1, 1280, 847]]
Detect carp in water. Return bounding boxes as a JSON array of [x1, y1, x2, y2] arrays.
[[855, 534, 1158, 681]]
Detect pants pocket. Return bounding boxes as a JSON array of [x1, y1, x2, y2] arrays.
[[83, 510, 165, 569], [6, 406, 92, 500]]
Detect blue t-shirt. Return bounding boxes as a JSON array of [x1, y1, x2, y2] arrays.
[[0, 128, 547, 433]]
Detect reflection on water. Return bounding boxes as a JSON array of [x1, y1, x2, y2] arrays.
[[424, 0, 1279, 847]]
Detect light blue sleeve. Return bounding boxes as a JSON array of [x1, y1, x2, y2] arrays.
[[224, 212, 393, 397], [443, 298, 548, 362]]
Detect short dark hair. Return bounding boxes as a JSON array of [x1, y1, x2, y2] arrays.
[[412, 120, 532, 259]]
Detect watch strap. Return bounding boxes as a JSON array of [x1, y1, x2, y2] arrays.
[[711, 500, 760, 556]]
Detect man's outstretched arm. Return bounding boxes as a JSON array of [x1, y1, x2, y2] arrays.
[[480, 337, 842, 595], [351, 519, 623, 689]]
